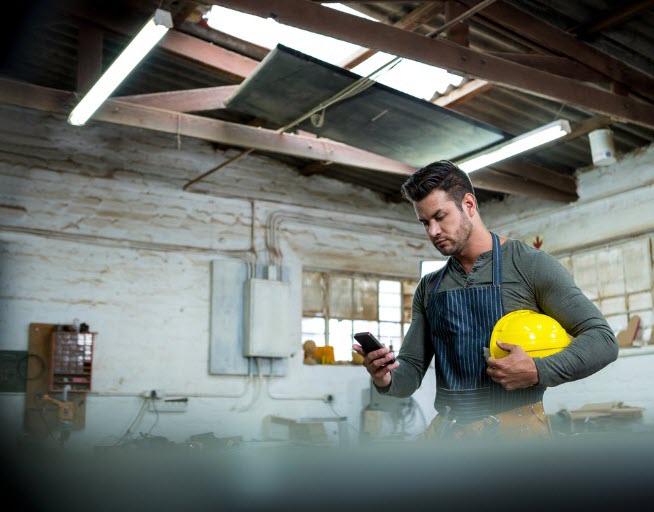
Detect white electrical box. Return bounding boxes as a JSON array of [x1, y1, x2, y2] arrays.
[[244, 278, 292, 358]]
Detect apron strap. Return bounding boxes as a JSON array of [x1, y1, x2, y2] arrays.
[[426, 232, 502, 298], [490, 232, 502, 287]]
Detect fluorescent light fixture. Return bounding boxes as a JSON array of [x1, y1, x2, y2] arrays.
[[68, 9, 173, 126], [456, 120, 572, 173]]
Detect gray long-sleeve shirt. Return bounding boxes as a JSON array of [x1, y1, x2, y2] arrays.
[[378, 238, 618, 400]]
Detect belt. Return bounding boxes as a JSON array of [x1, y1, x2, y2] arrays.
[[424, 401, 551, 440]]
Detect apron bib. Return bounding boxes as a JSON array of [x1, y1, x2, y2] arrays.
[[426, 233, 544, 423]]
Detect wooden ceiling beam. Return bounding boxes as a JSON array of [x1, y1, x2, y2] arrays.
[[178, 20, 270, 61], [487, 53, 609, 84], [470, 168, 576, 202], [115, 85, 239, 112], [210, 0, 654, 128], [299, 161, 333, 176], [570, 0, 654, 38], [444, 1, 469, 46], [490, 160, 577, 197], [456, 0, 654, 102], [340, 2, 442, 69], [0, 78, 414, 176], [0, 78, 571, 201], [159, 30, 259, 82], [70, 8, 259, 83]]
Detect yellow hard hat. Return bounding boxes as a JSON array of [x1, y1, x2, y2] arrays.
[[489, 310, 571, 359]]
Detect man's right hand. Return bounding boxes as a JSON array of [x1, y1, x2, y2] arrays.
[[352, 344, 398, 388]]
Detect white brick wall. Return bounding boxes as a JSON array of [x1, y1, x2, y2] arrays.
[[1, 104, 653, 447]]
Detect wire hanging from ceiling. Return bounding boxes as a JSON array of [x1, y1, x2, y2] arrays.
[[182, 0, 497, 191]]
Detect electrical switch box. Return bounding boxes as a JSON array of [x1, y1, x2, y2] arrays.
[[244, 278, 292, 358]]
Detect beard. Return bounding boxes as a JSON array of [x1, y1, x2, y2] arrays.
[[432, 214, 473, 256]]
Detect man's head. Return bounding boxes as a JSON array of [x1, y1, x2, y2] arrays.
[[401, 160, 475, 207], [401, 161, 480, 257]]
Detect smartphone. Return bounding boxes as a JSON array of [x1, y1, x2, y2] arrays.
[[353, 332, 395, 364]]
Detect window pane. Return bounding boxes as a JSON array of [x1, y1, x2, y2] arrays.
[[328, 319, 354, 362], [379, 322, 401, 352], [353, 320, 379, 338], [379, 280, 401, 294], [379, 279, 401, 323], [329, 276, 353, 318], [379, 306, 401, 322], [303, 272, 326, 316], [302, 317, 326, 334], [302, 317, 326, 347], [379, 292, 401, 307], [380, 322, 401, 337], [353, 278, 378, 320]]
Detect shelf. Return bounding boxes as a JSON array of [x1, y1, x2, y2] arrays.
[[617, 345, 654, 358]]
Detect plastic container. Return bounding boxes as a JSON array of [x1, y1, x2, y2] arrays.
[[588, 128, 617, 166]]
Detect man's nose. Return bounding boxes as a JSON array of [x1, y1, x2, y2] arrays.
[[428, 221, 440, 238]]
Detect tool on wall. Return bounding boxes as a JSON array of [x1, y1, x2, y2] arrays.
[[24, 322, 96, 442], [39, 393, 74, 423]]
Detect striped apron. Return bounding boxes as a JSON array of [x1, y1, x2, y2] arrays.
[[426, 232, 544, 424]]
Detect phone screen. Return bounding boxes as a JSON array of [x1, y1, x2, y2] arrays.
[[353, 332, 395, 364]]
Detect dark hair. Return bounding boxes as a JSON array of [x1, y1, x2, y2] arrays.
[[401, 160, 475, 208]]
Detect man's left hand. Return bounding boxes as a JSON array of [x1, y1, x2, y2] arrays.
[[486, 342, 539, 390]]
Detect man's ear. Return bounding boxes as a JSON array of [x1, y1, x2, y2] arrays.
[[462, 193, 476, 216]]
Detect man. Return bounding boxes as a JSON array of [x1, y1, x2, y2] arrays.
[[353, 161, 618, 439]]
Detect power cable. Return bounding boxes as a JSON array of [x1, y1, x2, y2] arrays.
[[147, 399, 160, 435], [113, 396, 149, 446]]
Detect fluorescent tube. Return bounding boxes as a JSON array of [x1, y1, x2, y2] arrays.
[[68, 9, 173, 126], [456, 120, 572, 173]]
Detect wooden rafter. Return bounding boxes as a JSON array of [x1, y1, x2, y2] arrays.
[[570, 0, 654, 38], [487, 53, 609, 84], [115, 85, 239, 112], [339, 2, 442, 69], [178, 20, 270, 61], [160, 30, 259, 82], [444, 1, 469, 46], [456, 0, 654, 102], [71, 8, 259, 83], [490, 160, 576, 197], [208, 0, 654, 128], [0, 78, 414, 176], [0, 78, 574, 201], [470, 169, 576, 202]]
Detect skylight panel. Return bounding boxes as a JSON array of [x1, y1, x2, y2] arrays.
[[204, 4, 367, 65], [204, 4, 464, 101], [351, 52, 464, 101]]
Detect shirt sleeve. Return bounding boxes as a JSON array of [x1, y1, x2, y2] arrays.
[[375, 276, 435, 397], [528, 250, 619, 387]]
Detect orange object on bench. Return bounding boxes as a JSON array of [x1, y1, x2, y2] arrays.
[[313, 346, 335, 364]]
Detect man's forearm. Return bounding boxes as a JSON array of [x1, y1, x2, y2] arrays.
[[534, 327, 618, 387]]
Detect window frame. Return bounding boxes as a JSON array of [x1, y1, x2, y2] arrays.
[[301, 268, 418, 361]]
